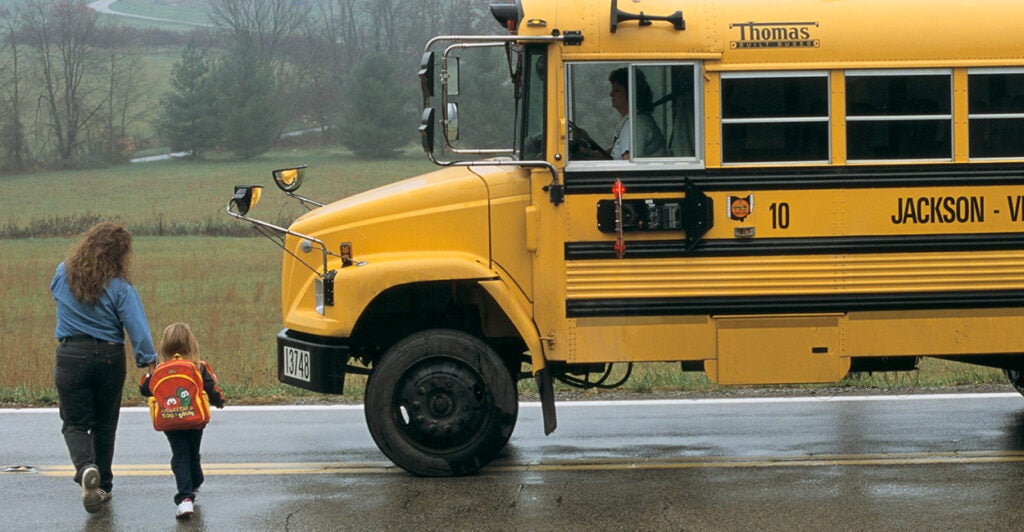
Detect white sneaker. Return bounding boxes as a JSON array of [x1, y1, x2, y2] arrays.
[[81, 466, 102, 513], [175, 498, 194, 519]]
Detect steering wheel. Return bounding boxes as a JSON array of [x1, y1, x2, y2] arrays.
[[568, 121, 612, 160]]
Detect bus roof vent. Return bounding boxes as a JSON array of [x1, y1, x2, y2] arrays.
[[610, 0, 685, 34]]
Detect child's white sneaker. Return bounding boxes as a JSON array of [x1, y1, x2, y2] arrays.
[[175, 498, 194, 519]]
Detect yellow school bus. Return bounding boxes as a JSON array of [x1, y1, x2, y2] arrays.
[[227, 0, 1024, 476]]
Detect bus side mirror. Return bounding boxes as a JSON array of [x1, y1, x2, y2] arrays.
[[272, 166, 306, 193], [418, 51, 434, 99], [446, 56, 460, 96], [445, 103, 459, 141], [230, 185, 263, 216], [420, 107, 435, 154]]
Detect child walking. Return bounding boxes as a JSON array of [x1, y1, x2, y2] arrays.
[[139, 323, 225, 519]]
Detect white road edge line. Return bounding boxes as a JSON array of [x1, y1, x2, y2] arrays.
[[2, 392, 1018, 414]]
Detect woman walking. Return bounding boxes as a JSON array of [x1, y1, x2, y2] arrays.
[[50, 221, 158, 513]]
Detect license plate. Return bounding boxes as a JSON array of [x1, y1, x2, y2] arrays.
[[283, 346, 311, 382]]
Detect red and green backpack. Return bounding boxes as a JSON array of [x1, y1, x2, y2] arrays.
[[147, 354, 211, 431]]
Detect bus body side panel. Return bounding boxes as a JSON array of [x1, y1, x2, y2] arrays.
[[553, 177, 1024, 383]]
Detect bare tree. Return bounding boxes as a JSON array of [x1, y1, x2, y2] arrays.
[[0, 10, 33, 171], [93, 25, 147, 162], [208, 0, 310, 73], [327, 0, 364, 66], [19, 1, 103, 164]]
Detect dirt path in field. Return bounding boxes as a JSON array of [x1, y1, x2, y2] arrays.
[[88, 0, 212, 27]]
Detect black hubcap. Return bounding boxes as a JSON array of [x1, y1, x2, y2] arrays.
[[393, 359, 489, 450]]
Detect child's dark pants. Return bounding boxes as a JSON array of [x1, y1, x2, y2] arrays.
[[165, 429, 204, 504]]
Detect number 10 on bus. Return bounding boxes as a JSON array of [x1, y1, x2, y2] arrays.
[[770, 202, 790, 229]]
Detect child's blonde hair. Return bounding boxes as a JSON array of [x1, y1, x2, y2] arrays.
[[158, 322, 200, 364]]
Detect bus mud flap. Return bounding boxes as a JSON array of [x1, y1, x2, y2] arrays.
[[535, 368, 557, 435]]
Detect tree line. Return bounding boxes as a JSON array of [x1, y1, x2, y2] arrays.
[[0, 0, 505, 173]]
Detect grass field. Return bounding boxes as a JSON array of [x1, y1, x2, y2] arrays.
[[0, 148, 1014, 407], [1, 148, 436, 238], [102, 0, 212, 27], [0, 148, 434, 406]]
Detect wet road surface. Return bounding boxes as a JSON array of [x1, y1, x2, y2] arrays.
[[4, 392, 1024, 530]]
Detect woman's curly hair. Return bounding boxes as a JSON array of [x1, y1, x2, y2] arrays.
[[65, 222, 134, 305]]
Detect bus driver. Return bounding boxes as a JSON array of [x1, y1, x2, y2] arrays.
[[580, 67, 666, 160]]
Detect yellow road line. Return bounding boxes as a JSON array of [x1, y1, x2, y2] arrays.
[[492, 450, 1024, 472], [19, 450, 1024, 477], [31, 462, 402, 476]]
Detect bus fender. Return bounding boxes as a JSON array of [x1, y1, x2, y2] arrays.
[[478, 279, 557, 435]]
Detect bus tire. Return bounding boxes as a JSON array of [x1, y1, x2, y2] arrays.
[[1004, 369, 1024, 396], [364, 329, 518, 476]]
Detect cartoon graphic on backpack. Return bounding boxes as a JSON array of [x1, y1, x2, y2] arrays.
[[147, 354, 211, 431]]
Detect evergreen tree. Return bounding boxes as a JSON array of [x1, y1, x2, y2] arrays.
[[337, 52, 414, 158], [215, 45, 280, 159], [159, 39, 220, 157]]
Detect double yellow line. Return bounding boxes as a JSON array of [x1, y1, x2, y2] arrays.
[[19, 450, 1024, 477]]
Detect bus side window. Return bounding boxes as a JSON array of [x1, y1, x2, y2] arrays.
[[632, 64, 698, 159], [721, 72, 829, 164], [846, 71, 952, 161], [629, 65, 667, 159], [566, 62, 628, 162], [668, 65, 696, 158], [566, 62, 701, 164], [969, 70, 1024, 160]]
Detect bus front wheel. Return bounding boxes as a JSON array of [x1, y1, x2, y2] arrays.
[[364, 329, 518, 476], [1004, 369, 1024, 396]]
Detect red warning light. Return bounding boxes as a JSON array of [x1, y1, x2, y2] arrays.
[[612, 180, 626, 198]]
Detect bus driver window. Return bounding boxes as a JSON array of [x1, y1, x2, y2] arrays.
[[567, 63, 697, 163]]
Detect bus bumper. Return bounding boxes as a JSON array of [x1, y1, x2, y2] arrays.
[[276, 329, 350, 394]]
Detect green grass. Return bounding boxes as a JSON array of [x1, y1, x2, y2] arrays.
[[1, 148, 436, 238], [102, 0, 213, 27], [0, 235, 376, 407], [0, 148, 434, 407], [0, 1, 201, 32]]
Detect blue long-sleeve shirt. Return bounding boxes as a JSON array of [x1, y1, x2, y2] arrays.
[[51, 262, 158, 368]]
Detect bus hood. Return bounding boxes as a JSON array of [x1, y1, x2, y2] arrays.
[[289, 164, 495, 263]]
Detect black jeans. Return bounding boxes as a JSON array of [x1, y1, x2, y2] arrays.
[[165, 429, 204, 504], [54, 338, 126, 493]]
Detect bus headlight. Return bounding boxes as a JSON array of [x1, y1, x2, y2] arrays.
[[314, 270, 337, 315]]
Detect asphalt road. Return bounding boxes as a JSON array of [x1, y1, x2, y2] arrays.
[[4, 392, 1024, 531]]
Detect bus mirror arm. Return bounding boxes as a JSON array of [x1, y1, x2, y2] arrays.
[[420, 34, 585, 206], [681, 178, 713, 251], [226, 199, 334, 278]]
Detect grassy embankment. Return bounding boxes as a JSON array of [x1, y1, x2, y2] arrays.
[[1, 148, 1012, 407]]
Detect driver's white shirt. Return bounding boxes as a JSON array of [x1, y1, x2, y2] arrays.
[[611, 113, 666, 159], [610, 116, 629, 159]]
